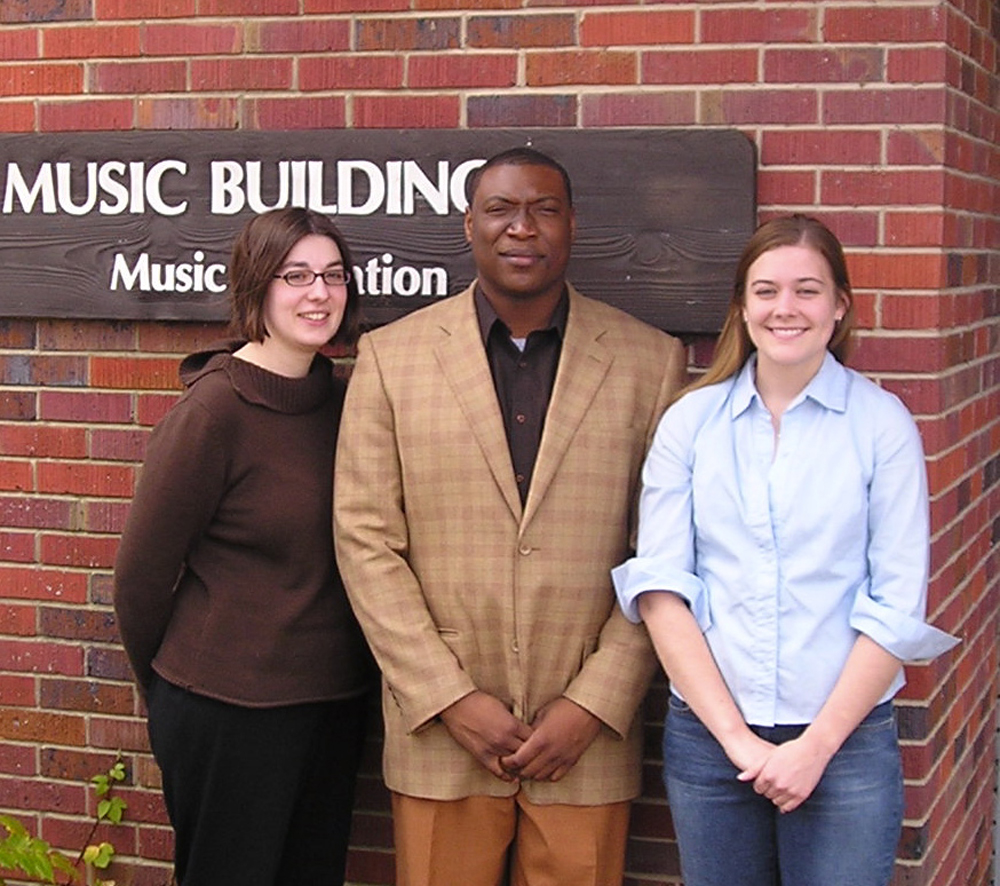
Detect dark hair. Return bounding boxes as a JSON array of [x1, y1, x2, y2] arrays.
[[465, 147, 573, 207], [687, 214, 855, 397], [228, 207, 361, 346]]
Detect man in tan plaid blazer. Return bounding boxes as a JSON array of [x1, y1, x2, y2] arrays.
[[334, 147, 686, 886]]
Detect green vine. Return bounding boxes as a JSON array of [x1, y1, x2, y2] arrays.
[[0, 759, 127, 886]]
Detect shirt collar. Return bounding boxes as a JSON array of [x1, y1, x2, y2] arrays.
[[474, 283, 569, 346], [731, 351, 849, 419]]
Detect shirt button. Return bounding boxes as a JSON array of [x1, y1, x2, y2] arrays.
[[515, 473, 525, 484], [515, 413, 526, 424]]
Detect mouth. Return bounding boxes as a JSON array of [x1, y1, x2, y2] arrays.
[[767, 327, 807, 339], [500, 250, 543, 268], [299, 311, 330, 323]]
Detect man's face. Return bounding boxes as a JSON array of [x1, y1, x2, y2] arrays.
[[464, 162, 575, 304]]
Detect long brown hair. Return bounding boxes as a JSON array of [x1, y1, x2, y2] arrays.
[[228, 207, 362, 346], [684, 214, 854, 399]]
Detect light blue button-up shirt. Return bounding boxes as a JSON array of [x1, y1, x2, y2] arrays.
[[612, 353, 958, 727]]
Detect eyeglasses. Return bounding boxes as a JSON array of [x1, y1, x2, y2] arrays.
[[274, 268, 349, 287]]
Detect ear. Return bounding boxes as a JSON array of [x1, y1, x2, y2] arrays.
[[834, 290, 849, 322], [464, 208, 473, 244]]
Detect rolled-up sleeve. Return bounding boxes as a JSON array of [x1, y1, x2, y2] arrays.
[[849, 395, 959, 661], [612, 398, 711, 630]]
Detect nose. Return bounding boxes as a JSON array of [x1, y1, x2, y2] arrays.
[[506, 207, 537, 237], [773, 286, 796, 313], [305, 275, 329, 298]]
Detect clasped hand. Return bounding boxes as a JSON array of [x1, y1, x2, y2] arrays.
[[439, 691, 600, 783], [730, 732, 831, 814]]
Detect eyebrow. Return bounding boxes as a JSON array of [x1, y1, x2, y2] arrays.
[[750, 276, 824, 286]]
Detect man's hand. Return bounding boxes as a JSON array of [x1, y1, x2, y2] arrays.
[[439, 691, 533, 781], [498, 697, 601, 782]]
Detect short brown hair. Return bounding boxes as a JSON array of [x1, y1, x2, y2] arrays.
[[228, 207, 362, 346], [686, 214, 854, 398]]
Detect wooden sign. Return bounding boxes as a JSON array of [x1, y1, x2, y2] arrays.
[[0, 129, 755, 333]]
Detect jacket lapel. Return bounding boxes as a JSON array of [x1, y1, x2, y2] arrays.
[[523, 287, 611, 527], [433, 287, 523, 521]]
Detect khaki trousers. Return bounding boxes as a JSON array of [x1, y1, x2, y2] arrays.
[[392, 791, 631, 886]]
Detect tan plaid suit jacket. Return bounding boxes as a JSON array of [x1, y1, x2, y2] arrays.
[[334, 282, 686, 805]]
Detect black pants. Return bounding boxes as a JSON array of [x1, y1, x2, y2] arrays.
[[146, 674, 368, 886]]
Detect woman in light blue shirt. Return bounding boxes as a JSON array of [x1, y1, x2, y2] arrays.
[[613, 215, 958, 886]]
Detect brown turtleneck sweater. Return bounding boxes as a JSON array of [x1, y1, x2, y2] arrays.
[[113, 344, 373, 707]]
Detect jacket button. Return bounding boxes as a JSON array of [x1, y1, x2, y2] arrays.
[[511, 639, 519, 653], [518, 544, 531, 555]]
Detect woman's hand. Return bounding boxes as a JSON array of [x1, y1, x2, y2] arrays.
[[739, 733, 833, 813]]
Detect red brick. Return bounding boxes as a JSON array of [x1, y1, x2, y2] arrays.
[[0, 605, 36, 637], [88, 646, 133, 682], [39, 607, 118, 644], [89, 428, 149, 462], [0, 532, 34, 563], [643, 49, 756, 85], [0, 100, 35, 131], [887, 129, 946, 165], [0, 354, 87, 386], [191, 57, 294, 91], [582, 92, 696, 127], [89, 717, 153, 754], [141, 22, 241, 56], [0, 27, 38, 59], [135, 322, 225, 353], [885, 211, 949, 247], [765, 48, 884, 84], [356, 16, 460, 50], [138, 823, 174, 862], [848, 251, 947, 290], [755, 169, 816, 206], [38, 320, 135, 351], [0, 424, 87, 458], [580, 10, 693, 46], [2, 62, 82, 96], [95, 0, 196, 17], [39, 391, 132, 423], [87, 357, 179, 391], [701, 7, 816, 43], [825, 6, 947, 43], [43, 24, 141, 58], [136, 393, 180, 426], [37, 462, 134, 497], [306, 0, 406, 9], [823, 87, 948, 125], [527, 49, 636, 86], [39, 678, 134, 715], [467, 93, 575, 128], [40, 746, 127, 784], [0, 775, 88, 816], [89, 60, 186, 93], [0, 565, 88, 603], [0, 461, 33, 492], [136, 96, 239, 130], [703, 89, 818, 125], [409, 54, 517, 89], [201, 0, 296, 12], [90, 573, 115, 606], [39, 99, 135, 131], [243, 95, 344, 130], [354, 94, 461, 128], [0, 640, 85, 677], [888, 46, 952, 83], [245, 18, 349, 53], [822, 170, 946, 208], [0, 320, 36, 348], [0, 741, 37, 774], [881, 294, 949, 330], [40, 533, 119, 569], [851, 334, 950, 373], [1, 0, 90, 22], [299, 55, 403, 91], [467, 13, 575, 48], [761, 129, 881, 166]]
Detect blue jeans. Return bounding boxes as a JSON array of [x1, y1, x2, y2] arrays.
[[663, 697, 903, 886]]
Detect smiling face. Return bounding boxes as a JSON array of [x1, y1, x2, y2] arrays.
[[261, 233, 347, 368], [742, 243, 847, 385], [464, 162, 575, 306]]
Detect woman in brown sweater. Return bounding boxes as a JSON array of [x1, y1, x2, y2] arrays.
[[114, 208, 374, 886]]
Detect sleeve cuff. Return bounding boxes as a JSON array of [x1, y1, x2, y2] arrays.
[[849, 585, 960, 662], [611, 557, 711, 630]]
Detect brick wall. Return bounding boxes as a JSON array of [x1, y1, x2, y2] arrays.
[[1, 2, 997, 885]]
